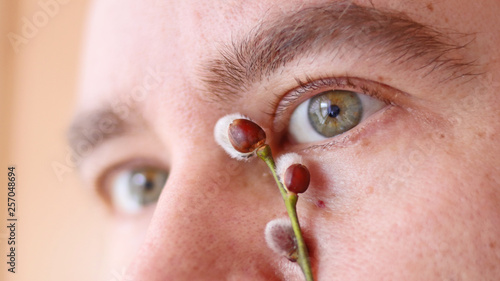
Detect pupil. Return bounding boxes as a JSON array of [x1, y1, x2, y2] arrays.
[[144, 180, 154, 190], [327, 104, 341, 118]]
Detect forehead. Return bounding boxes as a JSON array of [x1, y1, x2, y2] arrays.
[[78, 0, 267, 104]]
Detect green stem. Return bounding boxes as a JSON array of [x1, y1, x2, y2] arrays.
[[257, 145, 314, 281]]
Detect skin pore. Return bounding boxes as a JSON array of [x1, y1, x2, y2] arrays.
[[72, 0, 500, 280]]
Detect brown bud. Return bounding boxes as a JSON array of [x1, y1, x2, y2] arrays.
[[228, 119, 266, 153], [284, 164, 310, 194]]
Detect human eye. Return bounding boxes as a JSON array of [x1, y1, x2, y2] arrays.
[[275, 76, 396, 146], [100, 162, 168, 214]]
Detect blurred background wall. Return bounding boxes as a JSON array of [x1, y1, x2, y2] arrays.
[[1, 1, 114, 280]]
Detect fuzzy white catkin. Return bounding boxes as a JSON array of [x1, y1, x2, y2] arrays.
[[264, 218, 297, 258], [276, 153, 304, 181], [214, 113, 255, 161]]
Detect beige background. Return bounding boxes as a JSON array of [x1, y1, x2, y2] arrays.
[[1, 0, 116, 280]]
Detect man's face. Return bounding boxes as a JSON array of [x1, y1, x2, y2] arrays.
[[72, 0, 500, 280]]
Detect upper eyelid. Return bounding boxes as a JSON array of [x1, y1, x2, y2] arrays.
[[272, 76, 390, 120]]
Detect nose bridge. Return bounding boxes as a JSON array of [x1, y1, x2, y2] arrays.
[[127, 152, 284, 280]]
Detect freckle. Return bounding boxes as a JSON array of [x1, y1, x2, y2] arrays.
[[426, 3, 434, 12], [477, 131, 485, 138], [366, 186, 374, 195], [490, 241, 496, 249], [316, 200, 326, 209], [361, 138, 371, 147]]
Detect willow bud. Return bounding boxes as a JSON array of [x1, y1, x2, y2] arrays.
[[214, 113, 266, 160], [228, 119, 266, 153], [284, 164, 310, 194], [264, 218, 298, 261], [276, 153, 310, 194]]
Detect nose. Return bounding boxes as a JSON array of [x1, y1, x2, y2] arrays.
[[127, 148, 287, 280]]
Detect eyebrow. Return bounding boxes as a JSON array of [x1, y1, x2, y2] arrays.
[[69, 1, 477, 159], [67, 107, 136, 163], [202, 1, 477, 102]]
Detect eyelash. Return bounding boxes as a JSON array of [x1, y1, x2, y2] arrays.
[[269, 75, 399, 150], [274, 76, 391, 117]]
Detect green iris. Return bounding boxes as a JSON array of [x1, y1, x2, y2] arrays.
[[308, 90, 362, 137], [112, 167, 168, 212], [128, 168, 167, 205]]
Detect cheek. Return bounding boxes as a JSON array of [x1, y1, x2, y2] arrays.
[[103, 208, 156, 275], [299, 110, 500, 278], [305, 166, 500, 279]]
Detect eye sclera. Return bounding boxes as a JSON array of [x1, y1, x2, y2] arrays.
[[271, 76, 400, 148]]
